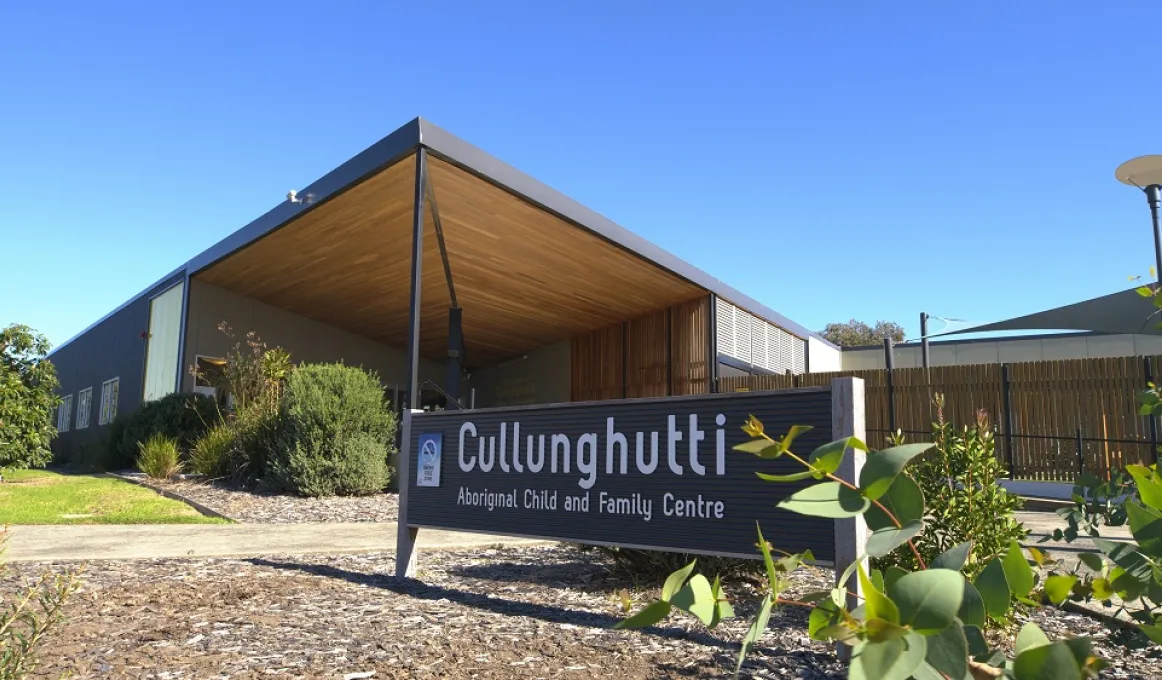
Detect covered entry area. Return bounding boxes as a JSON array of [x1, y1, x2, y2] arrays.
[[184, 120, 723, 409]]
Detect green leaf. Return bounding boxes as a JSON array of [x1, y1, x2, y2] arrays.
[[850, 633, 927, 680], [1140, 623, 1162, 646], [736, 593, 772, 674], [1138, 286, 1156, 298], [807, 437, 863, 477], [866, 520, 925, 559], [866, 616, 911, 643], [708, 575, 732, 628], [1077, 552, 1104, 573], [860, 564, 900, 624], [924, 619, 968, 680], [859, 443, 934, 500], [1013, 641, 1082, 680], [1015, 622, 1052, 656], [1044, 574, 1078, 605], [1110, 566, 1147, 601], [755, 470, 814, 482], [871, 568, 886, 593], [963, 624, 989, 658], [1094, 538, 1153, 583], [1091, 578, 1115, 601], [756, 524, 781, 595], [777, 481, 869, 518], [733, 439, 782, 458], [931, 541, 972, 571], [808, 599, 843, 640], [614, 600, 671, 629], [888, 569, 964, 634], [974, 558, 1011, 618], [670, 573, 715, 625], [958, 581, 987, 627], [1127, 464, 1162, 510], [1127, 501, 1162, 556], [661, 560, 697, 601], [865, 474, 925, 530], [884, 566, 908, 594], [1002, 541, 1035, 598]]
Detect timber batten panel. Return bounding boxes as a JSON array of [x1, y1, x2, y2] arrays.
[[196, 154, 705, 369]]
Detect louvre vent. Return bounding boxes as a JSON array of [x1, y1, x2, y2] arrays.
[[715, 299, 807, 375]]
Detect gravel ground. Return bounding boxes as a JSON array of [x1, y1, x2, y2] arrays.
[[126, 476, 398, 524], [8, 545, 1162, 679]]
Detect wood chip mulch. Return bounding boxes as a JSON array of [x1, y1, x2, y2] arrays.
[[12, 545, 843, 679], [8, 545, 1162, 679], [137, 478, 399, 524]]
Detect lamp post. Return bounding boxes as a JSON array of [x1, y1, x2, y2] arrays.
[[1115, 155, 1162, 282]]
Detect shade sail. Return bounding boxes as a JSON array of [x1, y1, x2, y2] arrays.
[[939, 287, 1162, 338]]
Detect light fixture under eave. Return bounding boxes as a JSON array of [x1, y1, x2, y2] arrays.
[[1116, 155, 1162, 187]]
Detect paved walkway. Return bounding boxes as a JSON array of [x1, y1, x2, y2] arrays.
[[3, 523, 552, 563]]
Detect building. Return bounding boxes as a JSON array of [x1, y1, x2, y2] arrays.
[[48, 117, 841, 460], [841, 331, 1162, 370]]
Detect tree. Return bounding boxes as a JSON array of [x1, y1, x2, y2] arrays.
[[0, 324, 60, 470], [821, 318, 905, 347]]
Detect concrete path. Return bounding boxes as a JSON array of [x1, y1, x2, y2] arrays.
[[3, 523, 552, 563]]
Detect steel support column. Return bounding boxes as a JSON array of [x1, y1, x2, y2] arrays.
[[405, 149, 427, 410], [708, 294, 718, 393]]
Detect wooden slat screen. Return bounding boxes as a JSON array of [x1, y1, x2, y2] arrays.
[[720, 357, 1159, 481], [626, 310, 669, 398], [569, 323, 623, 402], [671, 297, 711, 396], [570, 297, 710, 402]]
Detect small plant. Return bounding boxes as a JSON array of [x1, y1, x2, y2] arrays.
[[102, 392, 217, 471], [0, 527, 81, 679], [877, 398, 1026, 580], [618, 418, 1105, 679], [135, 433, 182, 480], [190, 423, 234, 477], [1043, 467, 1137, 543]]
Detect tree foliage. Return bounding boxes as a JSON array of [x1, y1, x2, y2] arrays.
[[0, 325, 60, 470], [618, 418, 1109, 679], [821, 319, 906, 347]]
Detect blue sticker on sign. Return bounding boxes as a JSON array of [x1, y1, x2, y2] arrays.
[[417, 433, 442, 487]]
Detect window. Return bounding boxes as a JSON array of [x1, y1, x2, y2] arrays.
[[57, 394, 73, 432], [99, 378, 120, 425], [76, 387, 92, 429]]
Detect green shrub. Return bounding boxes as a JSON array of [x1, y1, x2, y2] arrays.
[[190, 423, 234, 476], [263, 363, 396, 497], [136, 433, 182, 480], [101, 392, 217, 471], [872, 398, 1025, 580]]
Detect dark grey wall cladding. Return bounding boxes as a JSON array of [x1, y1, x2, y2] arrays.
[[406, 388, 836, 561], [51, 273, 184, 459]]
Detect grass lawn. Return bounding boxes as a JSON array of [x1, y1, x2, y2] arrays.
[[0, 469, 230, 525]]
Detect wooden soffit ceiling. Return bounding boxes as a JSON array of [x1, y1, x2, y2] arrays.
[[195, 153, 706, 367]]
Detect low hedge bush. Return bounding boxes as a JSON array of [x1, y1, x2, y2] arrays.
[[263, 363, 396, 497]]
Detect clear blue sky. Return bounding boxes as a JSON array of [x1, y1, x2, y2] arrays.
[[1, 2, 1156, 348]]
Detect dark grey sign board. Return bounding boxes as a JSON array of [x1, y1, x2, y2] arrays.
[[396, 380, 866, 576]]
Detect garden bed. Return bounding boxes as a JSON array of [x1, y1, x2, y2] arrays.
[[10, 545, 1162, 679], [119, 475, 398, 524]]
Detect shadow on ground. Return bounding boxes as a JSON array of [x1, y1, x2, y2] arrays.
[[246, 556, 837, 674]]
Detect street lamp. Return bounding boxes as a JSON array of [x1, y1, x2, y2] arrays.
[[1115, 155, 1162, 282]]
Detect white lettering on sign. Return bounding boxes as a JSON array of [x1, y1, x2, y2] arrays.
[[456, 414, 727, 488]]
